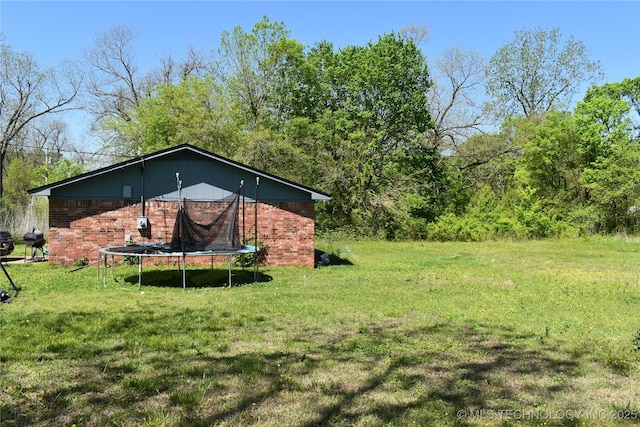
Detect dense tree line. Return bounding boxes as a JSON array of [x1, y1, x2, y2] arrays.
[[1, 19, 638, 239]]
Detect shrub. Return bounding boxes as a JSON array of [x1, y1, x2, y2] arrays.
[[74, 257, 89, 268], [426, 186, 575, 241]]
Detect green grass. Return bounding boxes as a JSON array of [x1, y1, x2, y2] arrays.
[[1, 239, 639, 426]]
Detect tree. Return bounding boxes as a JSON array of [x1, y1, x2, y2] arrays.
[[84, 25, 217, 157], [575, 78, 640, 166], [619, 77, 640, 135], [486, 27, 603, 118], [427, 47, 489, 153], [573, 78, 640, 231], [398, 23, 430, 46], [83, 25, 145, 124], [3, 157, 38, 209], [213, 16, 304, 128], [234, 124, 311, 183], [108, 76, 240, 156], [0, 39, 81, 197], [154, 46, 211, 86], [33, 157, 85, 188], [1, 117, 75, 209], [27, 118, 71, 164], [581, 142, 640, 232], [292, 34, 436, 235], [83, 25, 175, 155], [282, 40, 335, 122], [511, 112, 583, 207], [453, 132, 519, 196]]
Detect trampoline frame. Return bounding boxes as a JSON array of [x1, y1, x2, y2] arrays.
[[97, 244, 257, 289]]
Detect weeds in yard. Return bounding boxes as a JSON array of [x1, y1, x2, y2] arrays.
[[633, 328, 640, 352], [73, 257, 89, 268]]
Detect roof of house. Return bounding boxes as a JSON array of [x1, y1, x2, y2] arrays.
[[28, 144, 330, 201]]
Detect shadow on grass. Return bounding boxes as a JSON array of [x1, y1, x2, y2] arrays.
[[117, 267, 272, 288], [2, 257, 26, 263], [293, 323, 586, 427], [1, 314, 617, 426]]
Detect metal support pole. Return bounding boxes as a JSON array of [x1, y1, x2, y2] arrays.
[[103, 254, 108, 288], [254, 177, 259, 282], [241, 180, 245, 244], [182, 254, 186, 290], [0, 260, 18, 293]]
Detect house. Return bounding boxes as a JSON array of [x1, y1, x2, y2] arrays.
[[28, 144, 330, 268]]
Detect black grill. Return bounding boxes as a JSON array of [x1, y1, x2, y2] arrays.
[[23, 230, 46, 249], [0, 231, 14, 257]]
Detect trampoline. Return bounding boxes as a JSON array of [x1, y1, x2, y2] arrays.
[[98, 175, 260, 289], [98, 243, 257, 289]]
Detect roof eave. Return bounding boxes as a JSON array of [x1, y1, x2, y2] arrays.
[[26, 144, 331, 200]]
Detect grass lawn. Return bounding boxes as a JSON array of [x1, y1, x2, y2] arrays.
[[1, 238, 639, 426]]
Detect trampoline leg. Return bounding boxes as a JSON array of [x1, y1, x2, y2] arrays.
[[103, 254, 108, 288], [138, 255, 142, 289], [228, 255, 232, 288], [182, 255, 186, 290]]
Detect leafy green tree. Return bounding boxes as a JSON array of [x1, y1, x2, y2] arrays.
[[32, 157, 84, 187], [511, 112, 583, 207], [271, 117, 322, 186], [575, 78, 639, 166], [453, 131, 519, 196], [573, 78, 640, 232], [581, 142, 640, 232], [426, 183, 561, 241], [3, 153, 83, 215], [3, 158, 38, 209], [290, 34, 435, 236], [486, 27, 602, 119], [213, 16, 304, 128], [618, 77, 640, 135], [447, 112, 587, 239], [234, 125, 310, 184], [283, 41, 335, 122], [106, 76, 240, 156]]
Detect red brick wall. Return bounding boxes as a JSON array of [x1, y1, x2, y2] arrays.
[[48, 199, 316, 268]]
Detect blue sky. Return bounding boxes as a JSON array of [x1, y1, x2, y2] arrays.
[[1, 1, 639, 147]]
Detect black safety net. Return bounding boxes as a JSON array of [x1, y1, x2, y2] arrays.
[[170, 191, 241, 252]]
